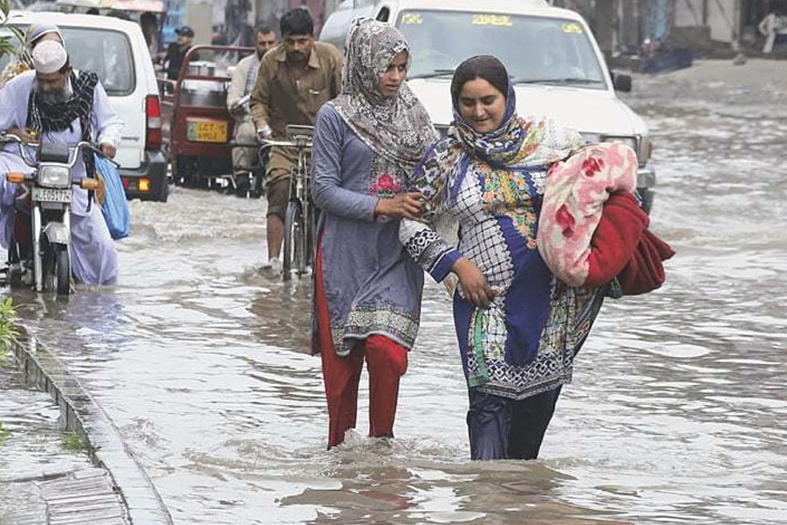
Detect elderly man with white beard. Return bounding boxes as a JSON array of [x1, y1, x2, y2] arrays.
[[0, 38, 123, 285]]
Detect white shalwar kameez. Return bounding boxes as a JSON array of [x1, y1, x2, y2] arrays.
[[0, 70, 123, 285]]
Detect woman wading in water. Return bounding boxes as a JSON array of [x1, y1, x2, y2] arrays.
[[310, 19, 437, 449], [400, 56, 606, 460]]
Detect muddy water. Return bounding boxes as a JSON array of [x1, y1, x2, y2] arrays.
[[4, 76, 787, 523]]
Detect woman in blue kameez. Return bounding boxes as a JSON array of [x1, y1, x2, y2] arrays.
[[399, 56, 605, 460]]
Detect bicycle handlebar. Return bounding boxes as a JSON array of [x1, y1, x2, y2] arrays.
[[259, 138, 313, 149]]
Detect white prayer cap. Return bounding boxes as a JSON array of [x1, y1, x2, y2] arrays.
[[32, 40, 68, 75]]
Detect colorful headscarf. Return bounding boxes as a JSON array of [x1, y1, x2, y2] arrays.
[[446, 82, 583, 201], [329, 19, 437, 172]]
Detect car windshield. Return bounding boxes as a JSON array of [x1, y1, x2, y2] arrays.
[[397, 11, 607, 89], [0, 26, 135, 95]]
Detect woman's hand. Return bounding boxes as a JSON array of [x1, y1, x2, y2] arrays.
[[375, 192, 425, 220], [6, 127, 37, 144], [99, 143, 117, 159], [452, 258, 495, 308]]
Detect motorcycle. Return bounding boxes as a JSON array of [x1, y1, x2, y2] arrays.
[[0, 133, 113, 295]]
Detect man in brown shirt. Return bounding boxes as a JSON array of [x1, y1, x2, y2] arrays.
[[250, 8, 342, 273]]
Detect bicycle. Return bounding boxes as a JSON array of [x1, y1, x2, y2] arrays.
[[258, 124, 315, 281]]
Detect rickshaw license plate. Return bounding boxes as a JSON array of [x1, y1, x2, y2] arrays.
[[32, 188, 72, 203], [187, 120, 228, 143]]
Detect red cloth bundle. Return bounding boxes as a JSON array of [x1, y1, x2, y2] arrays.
[[618, 228, 675, 295], [584, 192, 675, 294]]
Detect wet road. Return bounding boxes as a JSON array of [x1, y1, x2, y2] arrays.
[[4, 68, 787, 523]]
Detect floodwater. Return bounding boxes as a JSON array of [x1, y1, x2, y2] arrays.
[[3, 77, 787, 524]]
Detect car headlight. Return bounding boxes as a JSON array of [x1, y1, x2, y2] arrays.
[[38, 165, 71, 188], [580, 133, 649, 166], [602, 135, 638, 157]]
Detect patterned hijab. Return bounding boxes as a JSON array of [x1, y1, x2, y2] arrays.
[[329, 19, 437, 171]]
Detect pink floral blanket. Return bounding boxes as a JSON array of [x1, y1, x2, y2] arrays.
[[537, 142, 639, 286]]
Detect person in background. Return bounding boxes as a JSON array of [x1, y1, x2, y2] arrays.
[[0, 24, 64, 88], [227, 25, 277, 196], [0, 40, 123, 285], [758, 1, 787, 54], [310, 19, 437, 449], [249, 8, 342, 275], [399, 55, 602, 460], [162, 26, 198, 81], [140, 12, 160, 60]]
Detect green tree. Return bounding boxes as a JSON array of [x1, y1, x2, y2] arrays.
[[0, 0, 24, 61], [0, 297, 17, 366]]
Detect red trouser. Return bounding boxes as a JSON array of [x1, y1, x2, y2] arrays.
[[320, 335, 408, 449], [314, 239, 408, 449]]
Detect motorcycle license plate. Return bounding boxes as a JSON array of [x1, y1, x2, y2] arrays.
[[32, 187, 72, 203], [186, 120, 228, 143]]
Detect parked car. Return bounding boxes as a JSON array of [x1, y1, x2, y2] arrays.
[[0, 11, 168, 201], [321, 0, 657, 212]]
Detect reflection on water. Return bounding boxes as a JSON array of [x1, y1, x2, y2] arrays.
[[3, 80, 787, 523]]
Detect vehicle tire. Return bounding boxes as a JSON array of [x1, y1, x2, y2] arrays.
[[282, 200, 303, 282], [42, 244, 55, 293], [158, 178, 170, 203], [55, 245, 70, 296], [174, 156, 200, 187]]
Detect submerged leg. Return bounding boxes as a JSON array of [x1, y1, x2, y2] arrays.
[[508, 386, 562, 460], [69, 206, 118, 285], [321, 344, 364, 449], [467, 389, 512, 460], [314, 239, 364, 449], [365, 335, 408, 439]]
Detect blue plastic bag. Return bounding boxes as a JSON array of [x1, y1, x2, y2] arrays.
[[94, 155, 130, 240]]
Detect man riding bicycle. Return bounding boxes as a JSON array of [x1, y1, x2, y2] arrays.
[[249, 7, 342, 275], [0, 38, 123, 285], [227, 24, 277, 197]]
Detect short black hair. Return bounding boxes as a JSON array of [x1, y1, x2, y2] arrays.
[[450, 55, 509, 106], [256, 24, 275, 36], [280, 8, 313, 37], [140, 12, 157, 25]]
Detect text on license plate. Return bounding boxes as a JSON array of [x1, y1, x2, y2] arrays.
[[186, 120, 228, 143], [32, 187, 72, 203]]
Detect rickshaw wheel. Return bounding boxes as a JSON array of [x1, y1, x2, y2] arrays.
[[174, 155, 200, 187]]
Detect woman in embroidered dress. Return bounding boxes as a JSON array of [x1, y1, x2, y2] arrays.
[[310, 19, 437, 449], [400, 55, 604, 460]]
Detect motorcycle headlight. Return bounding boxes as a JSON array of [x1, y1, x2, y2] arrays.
[[38, 165, 71, 188]]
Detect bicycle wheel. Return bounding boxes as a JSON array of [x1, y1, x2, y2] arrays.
[[282, 200, 303, 282]]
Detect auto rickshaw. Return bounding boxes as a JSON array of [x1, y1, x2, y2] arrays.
[[158, 45, 258, 191]]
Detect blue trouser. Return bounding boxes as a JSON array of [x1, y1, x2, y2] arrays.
[[467, 386, 562, 460]]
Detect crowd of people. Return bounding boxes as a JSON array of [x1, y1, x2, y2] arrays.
[[0, 7, 668, 460]]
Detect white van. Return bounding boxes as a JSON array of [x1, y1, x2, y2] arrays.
[[321, 0, 656, 211], [1, 12, 168, 202]]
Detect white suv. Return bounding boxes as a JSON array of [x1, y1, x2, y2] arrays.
[[322, 0, 656, 211], [1, 12, 168, 202]]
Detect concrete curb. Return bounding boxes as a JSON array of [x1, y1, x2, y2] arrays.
[[10, 326, 174, 525]]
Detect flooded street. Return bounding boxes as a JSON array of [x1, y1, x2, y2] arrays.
[[4, 61, 787, 523]]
